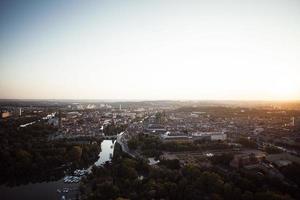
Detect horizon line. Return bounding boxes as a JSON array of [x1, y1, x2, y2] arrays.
[[1, 98, 300, 103]]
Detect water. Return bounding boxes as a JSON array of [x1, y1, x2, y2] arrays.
[[0, 139, 115, 200], [19, 113, 55, 128], [0, 180, 78, 200], [19, 121, 36, 127], [95, 140, 115, 166]]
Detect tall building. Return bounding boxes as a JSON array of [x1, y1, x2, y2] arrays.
[[58, 110, 62, 129], [291, 117, 295, 126], [291, 117, 300, 131]]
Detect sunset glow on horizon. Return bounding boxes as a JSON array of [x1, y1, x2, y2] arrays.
[[1, 0, 300, 100]]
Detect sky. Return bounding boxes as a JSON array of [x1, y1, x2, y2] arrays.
[[0, 0, 300, 100]]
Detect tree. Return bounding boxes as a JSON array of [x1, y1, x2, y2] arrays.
[[238, 137, 257, 148], [265, 146, 283, 154], [159, 159, 180, 170], [128, 138, 138, 150], [15, 149, 32, 168], [67, 146, 82, 161], [242, 191, 254, 200]]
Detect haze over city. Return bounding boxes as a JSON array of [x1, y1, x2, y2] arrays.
[[1, 0, 300, 100]]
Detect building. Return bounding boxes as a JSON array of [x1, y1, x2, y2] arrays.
[[292, 117, 300, 130], [160, 131, 192, 142], [211, 133, 227, 141], [1, 111, 11, 118], [48, 118, 59, 127], [160, 131, 227, 142], [192, 132, 227, 141], [145, 124, 166, 134], [266, 153, 300, 166], [291, 117, 295, 126], [230, 150, 266, 168]]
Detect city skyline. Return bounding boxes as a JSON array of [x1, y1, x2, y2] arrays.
[[1, 0, 300, 100]]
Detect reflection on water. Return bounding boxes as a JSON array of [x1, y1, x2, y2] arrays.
[[0, 179, 78, 200], [94, 140, 115, 166], [0, 139, 115, 200]]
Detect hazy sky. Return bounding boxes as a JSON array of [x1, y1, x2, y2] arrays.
[[1, 0, 300, 100]]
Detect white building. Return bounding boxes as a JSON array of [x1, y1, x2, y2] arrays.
[[161, 131, 227, 142], [192, 131, 227, 141], [210, 133, 227, 141]]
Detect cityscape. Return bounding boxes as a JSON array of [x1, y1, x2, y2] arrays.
[[1, 0, 300, 200], [1, 100, 300, 199]]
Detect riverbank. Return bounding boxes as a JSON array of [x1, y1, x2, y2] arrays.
[[0, 139, 117, 200]]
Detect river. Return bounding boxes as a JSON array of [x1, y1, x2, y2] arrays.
[[19, 113, 56, 128], [0, 140, 115, 200]]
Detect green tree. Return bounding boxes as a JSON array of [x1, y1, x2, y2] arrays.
[[128, 138, 138, 150], [67, 146, 82, 161], [16, 149, 32, 167]]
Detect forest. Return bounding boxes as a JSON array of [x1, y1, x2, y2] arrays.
[[0, 119, 101, 186], [80, 144, 297, 200]]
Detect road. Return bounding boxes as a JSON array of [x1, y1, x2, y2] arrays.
[[116, 132, 136, 158]]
